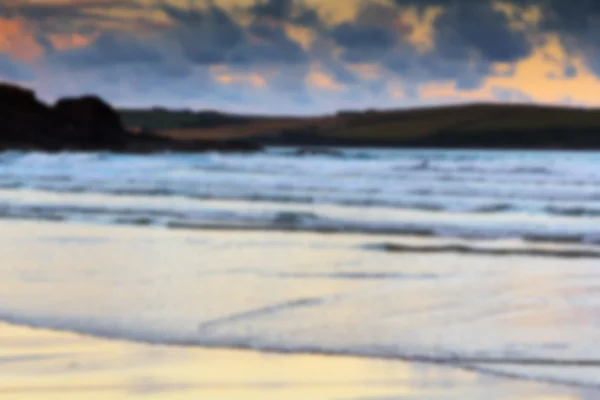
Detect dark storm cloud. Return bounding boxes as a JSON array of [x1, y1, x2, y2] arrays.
[[54, 32, 163, 68], [519, 0, 599, 33], [435, 4, 532, 63], [325, 2, 507, 91], [251, 0, 294, 20], [0, 1, 143, 33], [161, 4, 244, 64], [162, 3, 308, 66], [231, 23, 306, 65], [47, 29, 193, 93], [250, 0, 321, 26], [384, 46, 489, 90], [392, 0, 455, 10], [353, 0, 530, 92], [500, 0, 600, 75], [4, 0, 600, 112], [293, 7, 320, 26], [330, 23, 398, 63], [395, 1, 534, 64], [0, 1, 95, 20]]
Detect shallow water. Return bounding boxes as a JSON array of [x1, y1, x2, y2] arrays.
[[2, 148, 600, 389], [1, 221, 600, 388], [2, 148, 600, 243]]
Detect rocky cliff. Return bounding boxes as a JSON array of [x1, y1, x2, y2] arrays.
[[0, 83, 260, 153]]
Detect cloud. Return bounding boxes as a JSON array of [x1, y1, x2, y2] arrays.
[[40, 28, 193, 103], [1, 0, 600, 113], [435, 4, 532, 63], [330, 23, 398, 63], [504, 0, 600, 76], [392, 0, 451, 11], [0, 17, 45, 61], [251, 0, 294, 20], [163, 3, 309, 66], [0, 1, 143, 35], [161, 4, 244, 65], [233, 23, 307, 65], [250, 0, 321, 26], [52, 32, 163, 68]]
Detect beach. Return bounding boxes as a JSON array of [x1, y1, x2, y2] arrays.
[[1, 321, 595, 400], [1, 219, 600, 399], [2, 0, 600, 395], [2, 149, 600, 397]]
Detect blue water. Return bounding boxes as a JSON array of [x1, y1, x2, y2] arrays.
[[1, 148, 600, 242]]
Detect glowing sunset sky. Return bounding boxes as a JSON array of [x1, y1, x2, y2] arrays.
[[1, 0, 600, 114]]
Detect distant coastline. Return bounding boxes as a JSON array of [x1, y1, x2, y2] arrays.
[[3, 82, 600, 152], [121, 103, 600, 150]]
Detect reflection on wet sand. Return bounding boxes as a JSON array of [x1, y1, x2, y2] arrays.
[[0, 323, 588, 400], [1, 220, 600, 398]]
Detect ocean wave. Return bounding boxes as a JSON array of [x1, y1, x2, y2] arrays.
[[7, 171, 600, 212], [10, 181, 600, 218], [4, 150, 600, 219], [370, 243, 600, 258], [546, 206, 600, 217], [2, 198, 600, 245], [4, 149, 600, 182]]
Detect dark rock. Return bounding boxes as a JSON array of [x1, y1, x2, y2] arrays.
[[53, 96, 125, 149], [0, 83, 262, 153], [0, 83, 53, 145], [0, 83, 127, 151]]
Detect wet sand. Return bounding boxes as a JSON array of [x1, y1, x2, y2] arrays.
[[0, 322, 594, 400], [1, 219, 600, 399]]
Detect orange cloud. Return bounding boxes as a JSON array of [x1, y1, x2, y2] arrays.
[[90, 6, 172, 33], [216, 75, 233, 84], [304, 0, 361, 25], [213, 69, 267, 88], [307, 70, 343, 91], [414, 28, 600, 108], [476, 34, 600, 105], [419, 81, 479, 101], [400, 6, 443, 51], [0, 18, 43, 61], [347, 63, 381, 80], [284, 25, 315, 51], [2, 0, 121, 6], [48, 33, 97, 51], [493, 1, 542, 30]]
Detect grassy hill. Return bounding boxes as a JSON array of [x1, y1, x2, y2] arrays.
[[119, 103, 600, 149]]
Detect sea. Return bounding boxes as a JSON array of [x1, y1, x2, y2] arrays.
[[1, 147, 600, 388]]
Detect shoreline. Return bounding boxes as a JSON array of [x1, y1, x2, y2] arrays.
[[2, 220, 600, 399], [1, 321, 593, 399]]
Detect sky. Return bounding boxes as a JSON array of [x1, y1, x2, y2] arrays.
[[1, 0, 600, 114]]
